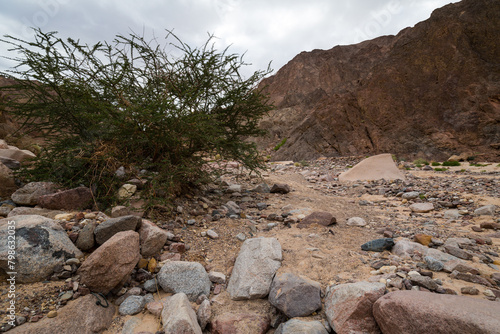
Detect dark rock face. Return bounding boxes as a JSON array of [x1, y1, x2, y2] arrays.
[[257, 0, 500, 161]]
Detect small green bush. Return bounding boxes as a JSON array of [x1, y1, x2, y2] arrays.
[[434, 168, 448, 171], [442, 160, 461, 166], [415, 164, 423, 168], [413, 158, 429, 165], [431, 162, 441, 166], [273, 138, 287, 151]]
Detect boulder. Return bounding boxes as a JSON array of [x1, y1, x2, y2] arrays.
[[298, 211, 336, 228], [373, 290, 500, 334], [409, 203, 434, 213], [157, 261, 211, 302], [0, 215, 83, 283], [268, 273, 322, 318], [211, 313, 270, 334], [94, 215, 142, 245], [117, 184, 137, 200], [138, 220, 169, 257], [325, 282, 386, 334], [275, 319, 329, 334], [75, 220, 97, 251], [161, 293, 202, 334], [361, 238, 394, 252], [0, 163, 16, 198], [346, 217, 367, 227], [270, 183, 291, 194], [227, 238, 282, 300], [0, 148, 36, 163], [474, 205, 496, 216], [402, 191, 420, 200], [392, 239, 429, 258], [38, 186, 92, 210], [11, 182, 59, 206], [7, 294, 115, 334], [119, 295, 146, 315], [197, 299, 211, 331], [339, 154, 405, 182], [78, 230, 140, 294]]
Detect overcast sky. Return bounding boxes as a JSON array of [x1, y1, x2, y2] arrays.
[[0, 0, 460, 77]]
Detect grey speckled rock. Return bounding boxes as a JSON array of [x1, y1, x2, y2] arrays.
[[424, 256, 444, 272], [275, 319, 328, 334], [269, 273, 321, 317], [161, 293, 202, 334], [325, 282, 386, 334], [0, 215, 83, 283], [119, 295, 146, 315], [227, 238, 282, 300], [157, 261, 211, 302], [94, 215, 142, 245], [474, 205, 496, 216], [11, 182, 59, 206]]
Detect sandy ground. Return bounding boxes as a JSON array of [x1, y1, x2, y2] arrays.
[[2, 158, 500, 333]]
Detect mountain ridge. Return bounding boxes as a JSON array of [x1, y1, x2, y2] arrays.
[[257, 0, 500, 161]]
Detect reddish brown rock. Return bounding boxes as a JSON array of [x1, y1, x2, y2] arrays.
[[11, 181, 59, 206], [298, 211, 336, 228], [256, 0, 500, 161], [211, 313, 270, 334], [78, 230, 140, 294], [8, 294, 115, 334], [270, 183, 291, 194], [373, 291, 500, 334], [480, 222, 500, 230], [38, 186, 93, 210]]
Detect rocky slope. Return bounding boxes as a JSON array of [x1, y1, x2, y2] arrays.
[[257, 0, 500, 161]]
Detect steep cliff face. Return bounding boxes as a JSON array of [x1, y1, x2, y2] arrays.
[[257, 0, 500, 161]]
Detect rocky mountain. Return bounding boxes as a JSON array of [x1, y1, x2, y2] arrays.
[[257, 0, 500, 161]]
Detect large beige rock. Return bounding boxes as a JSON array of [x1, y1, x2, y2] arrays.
[[8, 294, 115, 334], [227, 238, 282, 300], [161, 293, 202, 334], [78, 230, 140, 294], [339, 154, 405, 182], [373, 290, 500, 334], [0, 148, 36, 163]]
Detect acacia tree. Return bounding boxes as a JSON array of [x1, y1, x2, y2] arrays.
[[0, 29, 272, 207]]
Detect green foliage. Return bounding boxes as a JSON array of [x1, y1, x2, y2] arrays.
[[434, 167, 448, 171], [273, 137, 287, 151], [469, 162, 489, 167], [0, 29, 273, 208], [431, 161, 441, 166], [442, 160, 461, 166], [415, 164, 423, 168], [419, 194, 426, 200], [413, 158, 429, 165]]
